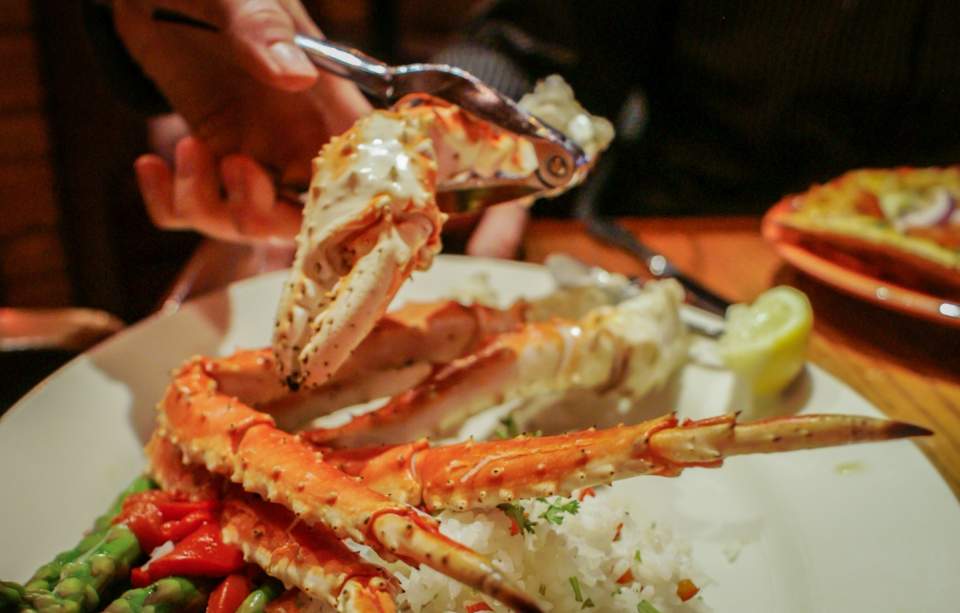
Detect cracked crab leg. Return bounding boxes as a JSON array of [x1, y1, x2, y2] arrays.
[[304, 281, 689, 448], [273, 96, 546, 391], [273, 108, 445, 390], [211, 299, 526, 428], [320, 413, 931, 512], [146, 434, 398, 612], [158, 357, 542, 613]]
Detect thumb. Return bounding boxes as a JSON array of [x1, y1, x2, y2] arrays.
[[223, 0, 318, 91]]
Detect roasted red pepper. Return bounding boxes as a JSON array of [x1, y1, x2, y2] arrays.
[[120, 502, 167, 552], [114, 491, 218, 552], [160, 509, 215, 543], [131, 523, 244, 587], [676, 578, 700, 602], [155, 499, 218, 520], [207, 573, 254, 613], [465, 602, 494, 612], [577, 487, 596, 501]]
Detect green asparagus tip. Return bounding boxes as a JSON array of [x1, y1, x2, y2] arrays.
[[105, 577, 206, 613], [235, 579, 284, 613], [0, 581, 25, 611]]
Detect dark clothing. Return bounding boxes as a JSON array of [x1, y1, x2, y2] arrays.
[[86, 0, 960, 215], [452, 1, 960, 214]]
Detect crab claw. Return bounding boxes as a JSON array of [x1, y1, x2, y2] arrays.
[[273, 110, 445, 391]]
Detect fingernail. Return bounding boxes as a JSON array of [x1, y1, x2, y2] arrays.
[[268, 41, 317, 79]]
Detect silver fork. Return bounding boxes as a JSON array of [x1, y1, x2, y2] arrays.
[[128, 5, 589, 213], [573, 91, 732, 316]]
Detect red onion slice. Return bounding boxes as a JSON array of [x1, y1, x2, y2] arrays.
[[891, 188, 955, 232]]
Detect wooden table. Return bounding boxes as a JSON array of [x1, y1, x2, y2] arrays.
[[523, 216, 960, 498]]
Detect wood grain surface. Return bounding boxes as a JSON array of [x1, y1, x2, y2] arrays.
[[524, 217, 960, 498]]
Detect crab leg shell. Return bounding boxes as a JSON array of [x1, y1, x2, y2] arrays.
[[233, 426, 542, 612], [159, 357, 410, 544], [221, 493, 397, 612], [648, 413, 933, 464], [328, 299, 529, 383], [305, 282, 689, 448], [146, 434, 397, 613], [284, 213, 437, 389], [159, 356, 543, 612], [319, 414, 930, 513], [267, 364, 433, 432], [303, 319, 619, 448], [273, 93, 560, 391], [274, 110, 445, 390], [210, 300, 527, 428], [144, 431, 221, 500]]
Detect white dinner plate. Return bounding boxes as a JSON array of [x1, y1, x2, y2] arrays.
[[1, 256, 958, 612]]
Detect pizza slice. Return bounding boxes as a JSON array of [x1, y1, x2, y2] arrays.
[[773, 166, 960, 298]]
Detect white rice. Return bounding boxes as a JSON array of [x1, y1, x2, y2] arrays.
[[381, 487, 710, 613]]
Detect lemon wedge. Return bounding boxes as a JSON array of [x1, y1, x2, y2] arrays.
[[717, 286, 813, 397]]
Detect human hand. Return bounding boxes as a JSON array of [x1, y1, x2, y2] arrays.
[[114, 0, 371, 186], [466, 203, 529, 259], [117, 1, 528, 254], [136, 135, 302, 243], [137, 133, 531, 253]]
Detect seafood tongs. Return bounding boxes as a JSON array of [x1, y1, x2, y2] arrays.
[[289, 36, 589, 211], [106, 3, 590, 212]]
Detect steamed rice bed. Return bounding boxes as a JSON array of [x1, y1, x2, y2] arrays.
[[380, 488, 710, 612]]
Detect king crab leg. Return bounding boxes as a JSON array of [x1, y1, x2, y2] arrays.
[[317, 413, 931, 512], [158, 356, 543, 612], [146, 434, 398, 612], [210, 299, 527, 429], [152, 347, 929, 611], [303, 281, 689, 448], [273, 96, 548, 390]]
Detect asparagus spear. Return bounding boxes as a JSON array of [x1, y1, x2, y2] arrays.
[[235, 580, 283, 613], [27, 524, 142, 613], [25, 476, 156, 594], [0, 580, 26, 611], [103, 577, 206, 613]]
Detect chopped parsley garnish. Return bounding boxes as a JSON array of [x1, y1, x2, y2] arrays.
[[637, 601, 661, 613], [539, 497, 580, 525], [495, 415, 520, 439], [568, 577, 595, 609], [497, 502, 535, 535], [634, 549, 643, 563], [493, 416, 540, 439]]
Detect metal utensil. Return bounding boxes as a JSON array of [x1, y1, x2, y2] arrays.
[[573, 91, 732, 316], [544, 253, 726, 337], [125, 4, 589, 212]]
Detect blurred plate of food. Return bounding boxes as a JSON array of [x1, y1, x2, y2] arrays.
[[762, 166, 960, 326]]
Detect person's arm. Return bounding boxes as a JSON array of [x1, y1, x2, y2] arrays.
[[98, 0, 370, 243]]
